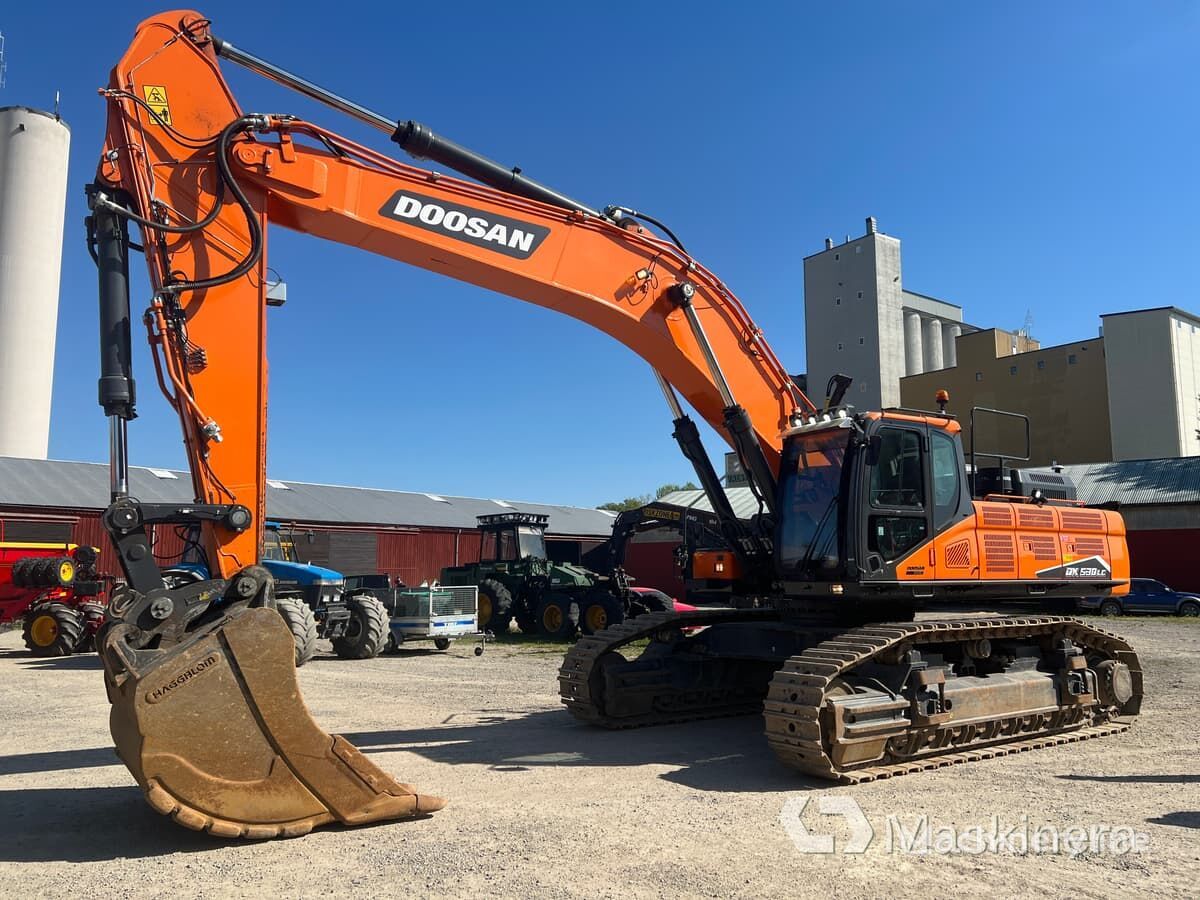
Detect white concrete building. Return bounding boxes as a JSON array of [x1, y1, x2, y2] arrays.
[[803, 218, 971, 411], [1102, 307, 1200, 460]]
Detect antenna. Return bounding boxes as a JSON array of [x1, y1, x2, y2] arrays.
[[1017, 309, 1034, 339], [0, 33, 7, 90]]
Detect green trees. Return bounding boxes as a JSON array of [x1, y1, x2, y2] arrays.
[[598, 482, 699, 512]]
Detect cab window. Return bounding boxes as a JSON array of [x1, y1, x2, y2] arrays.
[[480, 531, 497, 562], [869, 517, 927, 561], [930, 430, 962, 529], [498, 529, 518, 561], [262, 531, 284, 561], [870, 428, 924, 508]]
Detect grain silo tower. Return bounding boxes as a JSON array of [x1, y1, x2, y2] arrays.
[[0, 106, 70, 459]]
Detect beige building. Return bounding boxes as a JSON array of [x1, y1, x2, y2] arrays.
[[900, 328, 1112, 467], [1102, 307, 1200, 460], [901, 306, 1200, 467]]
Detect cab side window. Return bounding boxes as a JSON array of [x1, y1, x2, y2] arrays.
[[498, 529, 517, 561], [870, 428, 924, 508], [262, 532, 283, 561], [930, 430, 962, 529], [480, 532, 497, 562]]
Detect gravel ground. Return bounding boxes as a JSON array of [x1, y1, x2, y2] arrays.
[[0, 614, 1196, 899]]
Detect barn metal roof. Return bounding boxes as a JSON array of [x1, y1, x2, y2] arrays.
[[1027, 458, 1200, 506], [0, 457, 618, 538], [656, 487, 765, 519]]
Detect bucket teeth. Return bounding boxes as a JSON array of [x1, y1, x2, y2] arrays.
[[103, 606, 444, 839]]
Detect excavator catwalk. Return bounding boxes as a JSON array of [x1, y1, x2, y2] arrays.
[[88, 9, 1141, 840]]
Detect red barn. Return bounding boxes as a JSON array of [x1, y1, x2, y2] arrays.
[[0, 458, 614, 584]]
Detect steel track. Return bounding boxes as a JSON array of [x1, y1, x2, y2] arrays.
[[559, 611, 1141, 781]]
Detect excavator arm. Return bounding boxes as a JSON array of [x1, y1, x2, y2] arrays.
[[88, 11, 810, 839], [91, 11, 806, 584]]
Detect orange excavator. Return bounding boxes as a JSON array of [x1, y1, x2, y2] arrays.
[[88, 10, 1142, 840]]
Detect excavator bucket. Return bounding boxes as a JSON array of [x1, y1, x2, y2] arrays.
[[102, 605, 444, 839]]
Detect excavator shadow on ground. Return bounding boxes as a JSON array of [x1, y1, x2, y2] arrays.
[[0, 709, 824, 861], [2, 652, 105, 671], [342, 708, 826, 794], [0, 786, 222, 862]]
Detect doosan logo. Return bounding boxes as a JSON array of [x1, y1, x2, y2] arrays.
[[380, 191, 550, 259]]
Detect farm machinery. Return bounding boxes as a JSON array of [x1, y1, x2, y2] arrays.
[[0, 543, 107, 656], [439, 512, 676, 638], [164, 523, 388, 665]]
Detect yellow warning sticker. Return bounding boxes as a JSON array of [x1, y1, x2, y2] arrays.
[[141, 85, 172, 126]]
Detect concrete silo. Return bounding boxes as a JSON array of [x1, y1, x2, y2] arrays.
[[0, 106, 70, 459]]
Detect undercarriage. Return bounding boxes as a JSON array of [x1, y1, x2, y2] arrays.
[[559, 608, 1141, 781]]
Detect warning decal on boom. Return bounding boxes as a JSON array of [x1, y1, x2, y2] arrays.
[[141, 85, 172, 125]]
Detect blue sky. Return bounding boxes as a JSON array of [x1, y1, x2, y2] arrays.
[[2, 2, 1196, 507]]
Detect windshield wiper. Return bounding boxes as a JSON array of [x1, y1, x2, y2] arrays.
[[796, 494, 838, 576]]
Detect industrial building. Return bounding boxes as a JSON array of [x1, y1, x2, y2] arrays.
[[803, 217, 975, 411], [901, 307, 1200, 465], [901, 327, 1111, 466], [1101, 307, 1200, 460], [0, 457, 615, 584], [805, 220, 1199, 466]]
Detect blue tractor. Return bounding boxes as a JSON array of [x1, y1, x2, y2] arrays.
[[163, 523, 388, 665]]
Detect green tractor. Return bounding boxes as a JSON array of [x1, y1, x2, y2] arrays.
[[439, 513, 620, 638]]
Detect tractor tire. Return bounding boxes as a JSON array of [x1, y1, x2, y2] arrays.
[[535, 596, 579, 640], [11, 558, 31, 588], [433, 637, 451, 651], [275, 596, 318, 667], [49, 557, 76, 588], [32, 559, 57, 588], [332, 593, 388, 660], [22, 602, 84, 657], [478, 579, 514, 635], [579, 590, 625, 636], [73, 602, 109, 653]]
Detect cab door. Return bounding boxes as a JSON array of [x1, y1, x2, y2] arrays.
[[928, 427, 978, 582], [861, 422, 934, 581]]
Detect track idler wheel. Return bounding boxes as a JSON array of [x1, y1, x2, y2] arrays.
[[102, 569, 444, 839]]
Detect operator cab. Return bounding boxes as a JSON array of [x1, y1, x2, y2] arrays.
[[774, 408, 974, 588], [477, 512, 549, 563], [262, 524, 301, 564]]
